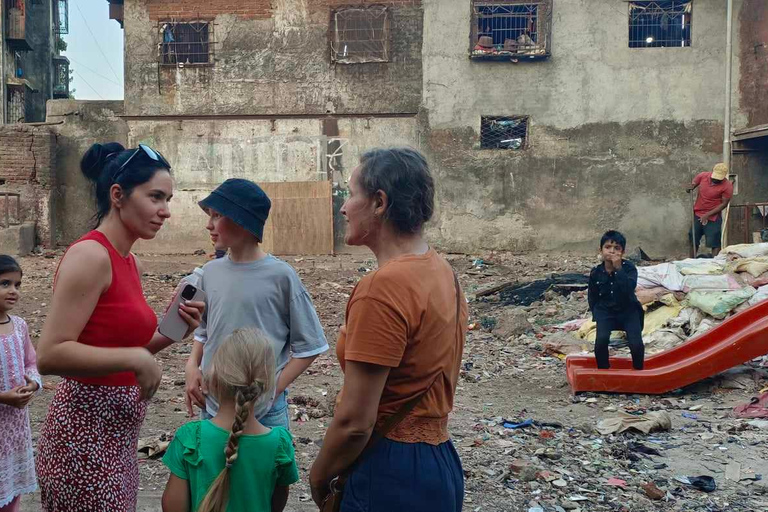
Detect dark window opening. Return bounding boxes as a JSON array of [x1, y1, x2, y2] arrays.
[[159, 22, 212, 65], [6, 85, 28, 124], [331, 7, 389, 64], [471, 1, 551, 60], [629, 1, 691, 48], [481, 116, 529, 150]]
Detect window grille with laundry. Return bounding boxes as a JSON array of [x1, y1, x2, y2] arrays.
[[480, 116, 529, 150], [629, 1, 692, 48], [159, 21, 214, 65], [331, 6, 390, 64], [471, 1, 551, 61]]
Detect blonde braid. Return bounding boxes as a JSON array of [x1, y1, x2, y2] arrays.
[[225, 384, 262, 467], [197, 328, 276, 512], [198, 383, 261, 512]]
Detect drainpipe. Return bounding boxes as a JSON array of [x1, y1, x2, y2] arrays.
[[723, 0, 733, 168], [721, 0, 734, 248]]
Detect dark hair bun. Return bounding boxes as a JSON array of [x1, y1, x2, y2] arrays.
[[80, 142, 126, 182]]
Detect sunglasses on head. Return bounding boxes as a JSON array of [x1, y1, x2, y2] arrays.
[[113, 144, 171, 183]]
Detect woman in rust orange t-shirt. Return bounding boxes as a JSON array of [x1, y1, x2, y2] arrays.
[[310, 148, 467, 512]]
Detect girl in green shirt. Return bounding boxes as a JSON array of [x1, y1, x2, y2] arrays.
[[162, 329, 299, 512]]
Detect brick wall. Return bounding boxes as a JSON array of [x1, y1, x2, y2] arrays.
[[145, 0, 420, 20], [0, 125, 56, 247]]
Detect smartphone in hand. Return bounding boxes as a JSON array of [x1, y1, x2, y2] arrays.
[[158, 283, 206, 343]]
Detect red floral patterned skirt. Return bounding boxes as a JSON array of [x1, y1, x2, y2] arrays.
[[36, 379, 147, 512]]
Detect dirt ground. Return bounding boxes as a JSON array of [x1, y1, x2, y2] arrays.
[[15, 250, 768, 512]]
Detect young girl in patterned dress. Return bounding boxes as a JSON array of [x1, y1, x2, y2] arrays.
[[0, 256, 42, 512]]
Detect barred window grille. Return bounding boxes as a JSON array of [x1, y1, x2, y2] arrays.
[[471, 1, 551, 60], [159, 22, 212, 65], [481, 116, 529, 150], [7, 86, 27, 124], [331, 7, 389, 64], [55, 0, 68, 34], [629, 1, 691, 48], [53, 56, 70, 98]]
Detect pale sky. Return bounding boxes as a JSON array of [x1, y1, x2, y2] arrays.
[[62, 0, 124, 100]]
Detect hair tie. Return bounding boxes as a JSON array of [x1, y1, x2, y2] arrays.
[[225, 461, 234, 469]]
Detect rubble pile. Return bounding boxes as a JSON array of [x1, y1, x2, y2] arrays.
[[458, 249, 768, 511]]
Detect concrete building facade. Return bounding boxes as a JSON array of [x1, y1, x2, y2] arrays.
[[1, 0, 69, 124], [34, 0, 768, 256]]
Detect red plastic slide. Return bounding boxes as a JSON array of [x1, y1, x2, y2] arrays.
[[566, 300, 768, 394]]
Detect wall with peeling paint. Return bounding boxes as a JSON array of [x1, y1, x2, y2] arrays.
[[122, 0, 423, 117], [127, 116, 420, 253], [421, 0, 747, 256]]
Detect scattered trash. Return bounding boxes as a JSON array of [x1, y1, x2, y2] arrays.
[[682, 412, 699, 420], [596, 411, 672, 435], [747, 419, 768, 429], [733, 393, 768, 418], [641, 482, 665, 500], [137, 434, 171, 459], [676, 475, 717, 493], [503, 419, 534, 429], [627, 441, 663, 457], [605, 477, 627, 488], [500, 274, 589, 306]]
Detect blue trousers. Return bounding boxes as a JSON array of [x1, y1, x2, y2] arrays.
[[341, 438, 464, 512]]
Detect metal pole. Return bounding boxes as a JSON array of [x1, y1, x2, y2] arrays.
[[723, 0, 733, 168], [720, 0, 734, 249]]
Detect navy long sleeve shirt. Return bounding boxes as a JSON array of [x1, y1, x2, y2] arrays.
[[588, 260, 642, 318]]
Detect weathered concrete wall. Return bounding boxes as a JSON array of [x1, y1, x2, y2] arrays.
[[46, 100, 128, 245], [738, 0, 768, 128], [0, 124, 55, 246], [123, 0, 423, 117], [421, 0, 746, 256], [128, 116, 419, 253], [45, 99, 419, 253]]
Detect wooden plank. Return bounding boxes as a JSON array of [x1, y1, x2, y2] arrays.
[[476, 281, 516, 298], [257, 181, 333, 255]]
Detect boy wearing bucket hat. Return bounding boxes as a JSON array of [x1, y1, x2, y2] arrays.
[[184, 178, 328, 428], [686, 163, 733, 257]]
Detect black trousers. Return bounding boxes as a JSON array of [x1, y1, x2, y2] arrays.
[[690, 215, 723, 251], [594, 309, 645, 370]]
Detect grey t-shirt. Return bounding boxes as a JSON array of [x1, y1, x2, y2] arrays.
[[194, 255, 328, 416]]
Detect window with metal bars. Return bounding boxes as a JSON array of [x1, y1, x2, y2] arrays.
[[331, 7, 389, 64], [481, 116, 529, 150], [471, 1, 551, 61], [53, 56, 69, 98], [6, 85, 28, 124], [629, 1, 691, 48], [55, 0, 68, 34], [159, 22, 212, 65]]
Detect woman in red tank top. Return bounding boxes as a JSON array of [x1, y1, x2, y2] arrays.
[[35, 142, 205, 512]]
